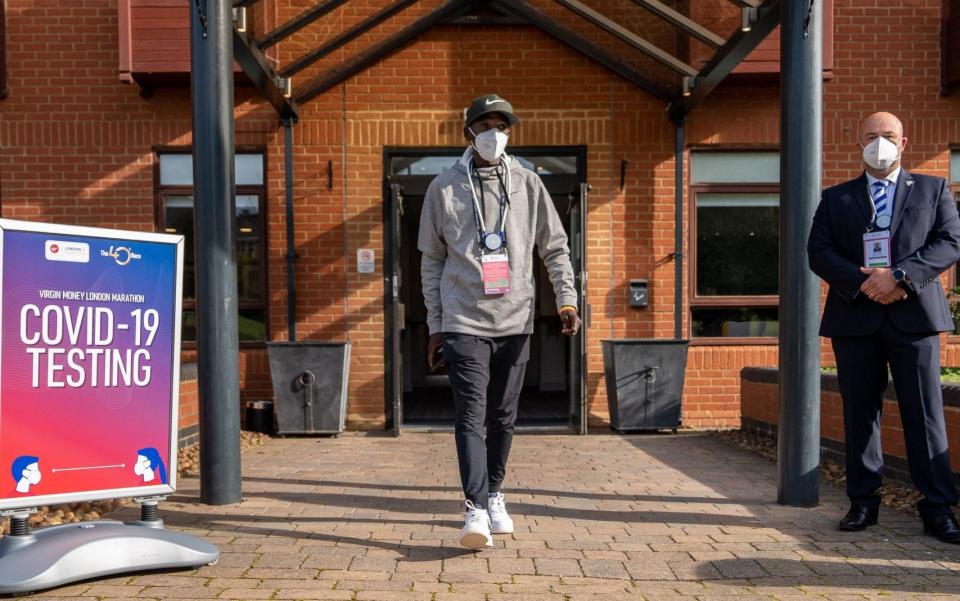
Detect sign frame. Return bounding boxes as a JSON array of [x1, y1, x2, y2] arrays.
[[0, 218, 184, 511]]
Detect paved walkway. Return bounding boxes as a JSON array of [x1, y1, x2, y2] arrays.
[[28, 432, 960, 600]]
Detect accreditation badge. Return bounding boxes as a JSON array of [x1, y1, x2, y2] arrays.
[[481, 253, 511, 295], [863, 230, 892, 268]]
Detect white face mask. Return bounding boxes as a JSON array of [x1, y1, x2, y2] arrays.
[[470, 127, 509, 162], [25, 464, 40, 485], [862, 136, 901, 171], [134, 455, 155, 482], [16, 463, 40, 492]]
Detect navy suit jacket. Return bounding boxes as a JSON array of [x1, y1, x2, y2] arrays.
[[808, 170, 960, 337]]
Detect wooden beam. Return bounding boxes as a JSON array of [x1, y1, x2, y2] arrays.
[[493, 0, 672, 101], [668, 0, 780, 121], [280, 0, 418, 78], [257, 0, 350, 50], [294, 0, 476, 103], [630, 0, 725, 49], [555, 0, 697, 77], [233, 29, 301, 121]]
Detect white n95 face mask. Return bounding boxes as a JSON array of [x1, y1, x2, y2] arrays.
[[470, 128, 509, 162], [862, 136, 900, 171]]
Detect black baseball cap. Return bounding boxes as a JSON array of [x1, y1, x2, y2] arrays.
[[464, 94, 520, 127]]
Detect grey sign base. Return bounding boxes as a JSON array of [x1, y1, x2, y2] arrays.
[[0, 519, 219, 594]]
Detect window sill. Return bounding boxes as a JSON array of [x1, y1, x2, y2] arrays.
[[181, 341, 268, 350], [690, 337, 779, 347]]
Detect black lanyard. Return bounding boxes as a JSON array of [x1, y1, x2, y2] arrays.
[[467, 160, 510, 251]]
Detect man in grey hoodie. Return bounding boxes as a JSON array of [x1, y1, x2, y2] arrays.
[[418, 94, 581, 549]]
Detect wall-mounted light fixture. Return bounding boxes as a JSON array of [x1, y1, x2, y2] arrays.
[[741, 7, 758, 32], [275, 75, 292, 98], [682, 76, 695, 97], [233, 7, 247, 33]]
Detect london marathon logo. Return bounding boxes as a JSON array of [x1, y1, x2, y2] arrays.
[[100, 245, 142, 266], [44, 240, 89, 263]]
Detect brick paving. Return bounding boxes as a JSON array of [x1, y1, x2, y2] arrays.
[[22, 432, 960, 600]]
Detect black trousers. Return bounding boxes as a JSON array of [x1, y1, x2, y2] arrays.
[[442, 333, 530, 509], [832, 317, 958, 517]]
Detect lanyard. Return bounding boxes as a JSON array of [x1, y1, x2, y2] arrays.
[[466, 158, 511, 251]]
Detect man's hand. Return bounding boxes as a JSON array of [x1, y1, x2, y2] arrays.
[[874, 288, 909, 305], [560, 308, 581, 336], [427, 333, 444, 371], [859, 267, 899, 301]]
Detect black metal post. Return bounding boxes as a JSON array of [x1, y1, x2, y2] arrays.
[[777, 0, 822, 506], [674, 116, 685, 340], [8, 515, 28, 537], [284, 118, 297, 342], [190, 0, 242, 505]]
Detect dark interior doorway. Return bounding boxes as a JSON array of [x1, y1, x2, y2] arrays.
[[384, 147, 587, 432]]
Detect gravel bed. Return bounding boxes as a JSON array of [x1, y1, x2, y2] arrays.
[[0, 431, 269, 535], [711, 429, 925, 515]]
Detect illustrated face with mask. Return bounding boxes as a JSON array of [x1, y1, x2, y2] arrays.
[[14, 460, 41, 493], [467, 114, 511, 163], [24, 463, 41, 485], [134, 454, 155, 482], [859, 112, 906, 173]]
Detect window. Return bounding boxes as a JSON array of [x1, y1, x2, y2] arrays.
[[387, 153, 578, 176], [389, 155, 458, 176], [943, 0, 960, 94], [690, 151, 779, 338], [155, 150, 268, 343]]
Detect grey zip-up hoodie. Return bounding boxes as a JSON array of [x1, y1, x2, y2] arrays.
[[418, 148, 578, 337]]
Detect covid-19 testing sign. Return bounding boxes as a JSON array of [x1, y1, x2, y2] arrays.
[[0, 219, 183, 510]]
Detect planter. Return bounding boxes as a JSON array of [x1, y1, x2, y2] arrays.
[[244, 400, 275, 434], [266, 341, 352, 435], [601, 339, 690, 432]]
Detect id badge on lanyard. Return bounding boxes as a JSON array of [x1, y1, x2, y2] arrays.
[[468, 160, 512, 296], [482, 253, 511, 295], [863, 230, 891, 268]]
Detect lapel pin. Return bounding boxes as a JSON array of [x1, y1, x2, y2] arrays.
[[906, 180, 914, 186]]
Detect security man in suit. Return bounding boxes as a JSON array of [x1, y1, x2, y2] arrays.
[[808, 112, 960, 543]]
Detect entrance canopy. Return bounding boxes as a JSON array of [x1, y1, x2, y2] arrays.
[[231, 0, 781, 123]]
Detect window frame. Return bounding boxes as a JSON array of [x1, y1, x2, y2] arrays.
[[153, 145, 270, 348], [948, 146, 960, 339], [0, 0, 6, 101], [688, 147, 780, 345], [951, 146, 960, 282]]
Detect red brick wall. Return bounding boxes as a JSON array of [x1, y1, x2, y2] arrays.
[[742, 373, 960, 476], [3, 0, 960, 431], [178, 375, 198, 439]]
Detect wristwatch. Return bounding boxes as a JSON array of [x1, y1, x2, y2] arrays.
[[892, 267, 907, 285]]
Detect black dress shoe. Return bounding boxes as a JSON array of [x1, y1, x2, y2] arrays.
[[922, 513, 960, 544], [838, 505, 878, 531]]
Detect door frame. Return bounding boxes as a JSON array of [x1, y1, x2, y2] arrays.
[[383, 146, 588, 434]]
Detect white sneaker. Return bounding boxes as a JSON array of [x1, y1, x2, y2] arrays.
[[460, 500, 493, 549], [488, 492, 514, 534]]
